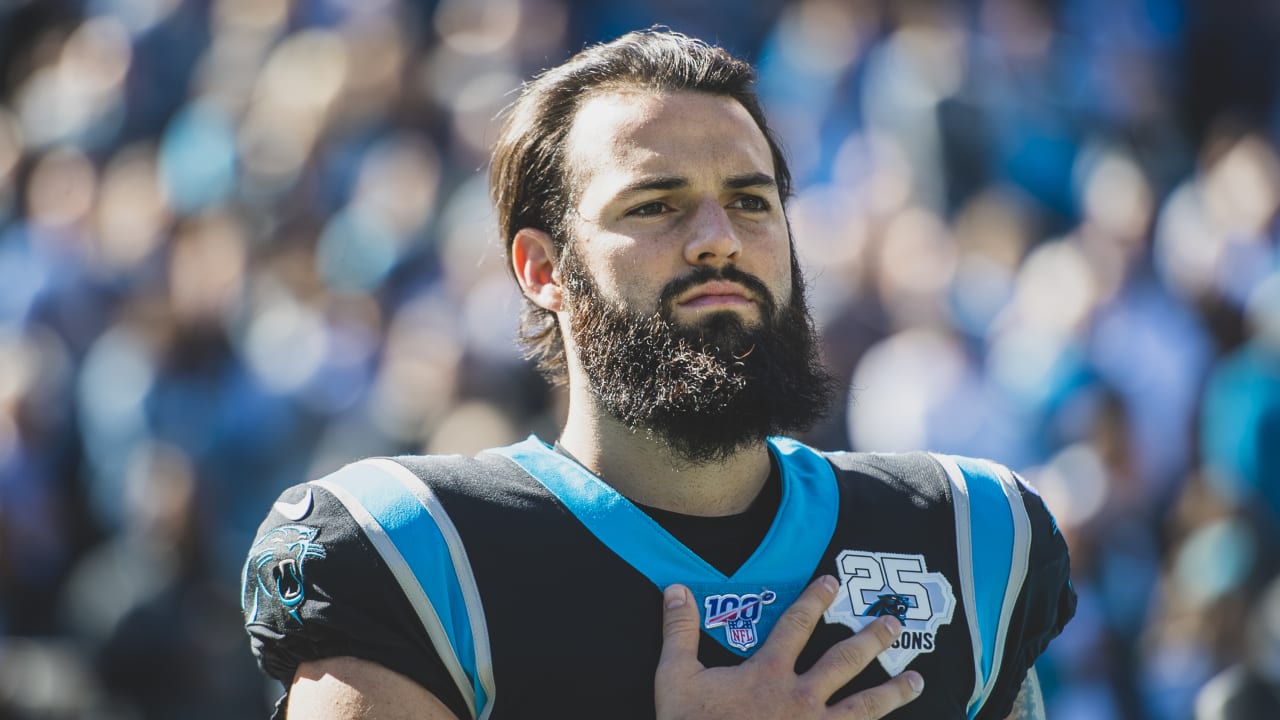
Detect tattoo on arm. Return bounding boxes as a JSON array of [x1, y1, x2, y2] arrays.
[[1005, 668, 1046, 720]]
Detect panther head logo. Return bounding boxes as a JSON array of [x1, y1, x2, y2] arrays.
[[863, 593, 916, 624], [242, 524, 327, 626]]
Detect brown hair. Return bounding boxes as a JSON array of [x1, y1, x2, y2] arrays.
[[489, 29, 793, 385]]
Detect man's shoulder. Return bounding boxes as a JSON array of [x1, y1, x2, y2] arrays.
[[821, 447, 947, 479], [390, 447, 535, 496], [802, 443, 1059, 531], [242, 461, 481, 719], [809, 446, 955, 507], [292, 446, 547, 511], [242, 449, 538, 602]]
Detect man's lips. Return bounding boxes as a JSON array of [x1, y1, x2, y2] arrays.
[[676, 281, 754, 308]]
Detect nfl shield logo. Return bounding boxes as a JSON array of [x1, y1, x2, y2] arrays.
[[726, 617, 757, 651]]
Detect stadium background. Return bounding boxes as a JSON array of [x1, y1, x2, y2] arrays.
[[1, 0, 1279, 717]]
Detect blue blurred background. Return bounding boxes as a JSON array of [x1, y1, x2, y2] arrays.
[[2, 0, 1279, 717]]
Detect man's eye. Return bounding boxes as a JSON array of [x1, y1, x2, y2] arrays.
[[627, 202, 668, 217], [731, 195, 770, 211]]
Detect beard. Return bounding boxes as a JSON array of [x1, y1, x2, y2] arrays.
[[560, 244, 835, 465]]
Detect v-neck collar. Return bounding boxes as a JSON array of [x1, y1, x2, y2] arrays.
[[487, 435, 839, 656]]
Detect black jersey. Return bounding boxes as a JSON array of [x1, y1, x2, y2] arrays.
[[242, 436, 1075, 719]]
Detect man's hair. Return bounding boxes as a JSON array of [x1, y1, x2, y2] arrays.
[[489, 29, 793, 384]]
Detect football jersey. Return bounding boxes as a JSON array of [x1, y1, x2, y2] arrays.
[[242, 435, 1075, 719]]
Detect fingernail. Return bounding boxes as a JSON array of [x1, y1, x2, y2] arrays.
[[664, 585, 686, 609], [820, 575, 838, 593], [882, 616, 903, 637], [906, 671, 924, 695]]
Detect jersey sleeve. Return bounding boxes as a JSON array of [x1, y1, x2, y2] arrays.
[[974, 474, 1077, 720], [241, 481, 472, 720]]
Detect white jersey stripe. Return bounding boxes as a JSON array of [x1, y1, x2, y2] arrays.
[[314, 458, 496, 719], [366, 459, 497, 720], [930, 453, 986, 716], [930, 454, 1034, 719], [981, 462, 1031, 707]]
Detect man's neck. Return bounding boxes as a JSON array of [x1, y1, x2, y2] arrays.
[[557, 406, 773, 517]]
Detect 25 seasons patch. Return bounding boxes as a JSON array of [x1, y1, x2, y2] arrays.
[[823, 550, 956, 675]]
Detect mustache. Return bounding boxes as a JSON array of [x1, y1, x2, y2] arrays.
[[658, 265, 778, 318]]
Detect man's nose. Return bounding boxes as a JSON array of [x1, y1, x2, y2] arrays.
[[683, 199, 742, 266]]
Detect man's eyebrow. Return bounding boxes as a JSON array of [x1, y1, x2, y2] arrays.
[[613, 172, 776, 201], [724, 172, 776, 190], [614, 176, 688, 200]]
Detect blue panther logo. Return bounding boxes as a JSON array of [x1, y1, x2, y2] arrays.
[[863, 593, 916, 624], [242, 525, 326, 626]]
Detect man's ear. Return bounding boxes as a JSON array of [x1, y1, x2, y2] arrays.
[[511, 228, 564, 312]]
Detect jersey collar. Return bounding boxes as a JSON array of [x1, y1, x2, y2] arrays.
[[487, 435, 840, 656]]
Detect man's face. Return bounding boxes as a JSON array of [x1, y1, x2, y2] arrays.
[[561, 89, 793, 329], [555, 89, 833, 463]]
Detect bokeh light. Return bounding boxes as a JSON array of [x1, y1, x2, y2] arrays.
[[1, 4, 1279, 718]]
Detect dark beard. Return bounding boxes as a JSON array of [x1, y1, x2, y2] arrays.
[[561, 245, 835, 465]]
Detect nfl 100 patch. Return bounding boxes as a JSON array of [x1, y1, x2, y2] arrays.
[[823, 550, 956, 675], [702, 590, 778, 652]]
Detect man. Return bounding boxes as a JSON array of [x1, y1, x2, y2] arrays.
[[242, 30, 1075, 719]]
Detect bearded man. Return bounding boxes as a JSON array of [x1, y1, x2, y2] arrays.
[[242, 29, 1075, 720]]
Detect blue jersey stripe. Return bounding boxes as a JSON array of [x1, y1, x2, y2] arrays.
[[315, 461, 491, 718], [489, 436, 719, 583], [933, 454, 1033, 719], [745, 437, 842, 583], [931, 453, 985, 715], [374, 458, 497, 720], [972, 461, 1031, 711], [953, 457, 1015, 717]]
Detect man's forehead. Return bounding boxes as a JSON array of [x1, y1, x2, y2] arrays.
[[563, 89, 773, 199]]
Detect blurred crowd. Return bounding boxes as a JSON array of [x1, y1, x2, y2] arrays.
[[1, 0, 1279, 718]]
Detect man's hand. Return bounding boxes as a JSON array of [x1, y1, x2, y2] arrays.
[[656, 576, 924, 720]]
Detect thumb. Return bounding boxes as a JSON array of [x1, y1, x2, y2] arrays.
[[657, 584, 702, 675]]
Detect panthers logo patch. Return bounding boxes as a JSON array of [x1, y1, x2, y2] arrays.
[[242, 524, 327, 626], [864, 593, 916, 623], [824, 550, 955, 675]]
